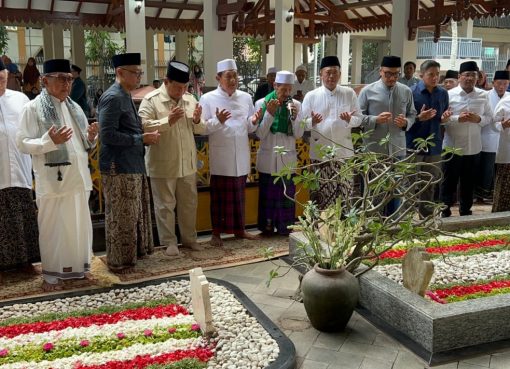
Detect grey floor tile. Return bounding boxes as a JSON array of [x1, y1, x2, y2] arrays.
[[289, 328, 321, 357], [457, 363, 492, 369], [460, 355, 491, 367], [392, 350, 428, 369], [255, 303, 287, 322], [324, 352, 365, 369], [489, 353, 510, 368], [222, 273, 265, 285], [372, 333, 400, 349], [359, 356, 394, 369], [313, 331, 349, 350], [248, 292, 295, 309], [305, 347, 364, 369], [431, 362, 460, 368], [299, 359, 329, 369], [339, 340, 399, 363]]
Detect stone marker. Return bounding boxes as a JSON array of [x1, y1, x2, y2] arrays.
[[402, 247, 434, 297], [189, 267, 215, 336]]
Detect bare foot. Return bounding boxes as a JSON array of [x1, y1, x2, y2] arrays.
[[84, 272, 98, 283], [108, 266, 136, 275], [42, 280, 63, 292], [235, 231, 261, 240], [183, 242, 205, 251], [210, 234, 223, 247], [165, 245, 180, 256]]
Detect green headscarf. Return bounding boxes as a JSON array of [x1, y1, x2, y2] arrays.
[[260, 90, 293, 135]]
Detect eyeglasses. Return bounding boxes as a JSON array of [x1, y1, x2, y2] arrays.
[[120, 67, 144, 77], [460, 72, 478, 78], [382, 71, 401, 79], [47, 74, 73, 84]]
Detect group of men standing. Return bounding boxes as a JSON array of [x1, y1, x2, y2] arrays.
[[3, 49, 510, 291]]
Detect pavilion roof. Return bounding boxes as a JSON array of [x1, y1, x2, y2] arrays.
[[0, 0, 508, 43]]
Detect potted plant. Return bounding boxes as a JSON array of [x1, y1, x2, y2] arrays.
[[264, 131, 454, 332]]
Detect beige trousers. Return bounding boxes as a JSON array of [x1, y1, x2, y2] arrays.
[[150, 174, 198, 247]]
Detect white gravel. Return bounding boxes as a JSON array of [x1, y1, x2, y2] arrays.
[[0, 280, 280, 369], [374, 250, 510, 286]]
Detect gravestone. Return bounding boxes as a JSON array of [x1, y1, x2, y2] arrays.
[[402, 247, 434, 297], [189, 267, 215, 336]]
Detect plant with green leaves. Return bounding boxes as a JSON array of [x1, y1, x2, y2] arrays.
[[264, 129, 459, 284]]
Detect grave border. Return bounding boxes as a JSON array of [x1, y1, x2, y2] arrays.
[[289, 212, 510, 366], [0, 276, 296, 369]]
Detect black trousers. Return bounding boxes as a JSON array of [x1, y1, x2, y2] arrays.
[[475, 151, 496, 199], [440, 153, 480, 215]]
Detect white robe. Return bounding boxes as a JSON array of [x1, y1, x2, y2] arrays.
[[256, 99, 304, 174], [199, 87, 257, 176], [302, 85, 363, 160], [17, 95, 92, 283]]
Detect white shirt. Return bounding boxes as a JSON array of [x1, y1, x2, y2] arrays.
[[17, 95, 92, 198], [302, 85, 362, 160], [199, 87, 257, 176], [256, 99, 304, 174], [494, 95, 510, 163], [291, 79, 315, 97], [443, 86, 493, 156], [0, 89, 31, 190], [481, 89, 510, 152]]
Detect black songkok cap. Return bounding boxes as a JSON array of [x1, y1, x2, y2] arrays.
[[112, 53, 141, 68], [459, 61, 479, 74], [43, 59, 71, 74], [506, 59, 510, 69], [166, 61, 190, 83], [0, 58, 5, 71], [494, 70, 510, 81], [444, 70, 458, 80], [320, 56, 341, 70], [381, 56, 401, 68], [71, 64, 82, 73]]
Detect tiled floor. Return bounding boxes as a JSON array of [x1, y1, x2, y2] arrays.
[[203, 260, 510, 369]]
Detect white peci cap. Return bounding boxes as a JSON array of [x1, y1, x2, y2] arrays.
[[275, 71, 295, 84], [217, 59, 237, 73], [296, 64, 307, 72], [267, 67, 277, 74]]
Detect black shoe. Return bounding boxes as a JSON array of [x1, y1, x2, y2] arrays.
[[459, 210, 472, 216], [441, 208, 452, 218]]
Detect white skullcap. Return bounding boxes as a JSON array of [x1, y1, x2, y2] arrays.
[[217, 59, 237, 73], [275, 71, 294, 84], [296, 65, 307, 72], [267, 67, 277, 74]]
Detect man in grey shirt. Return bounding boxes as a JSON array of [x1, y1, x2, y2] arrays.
[[358, 55, 417, 214], [359, 55, 416, 156]]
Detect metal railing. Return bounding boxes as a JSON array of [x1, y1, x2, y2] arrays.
[[417, 37, 482, 59]]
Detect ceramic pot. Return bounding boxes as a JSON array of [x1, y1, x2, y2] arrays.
[[301, 263, 359, 332]]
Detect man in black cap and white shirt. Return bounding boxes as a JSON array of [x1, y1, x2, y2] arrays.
[[441, 61, 493, 217], [302, 55, 362, 208], [443, 70, 459, 91], [17, 59, 98, 291], [138, 61, 206, 256], [475, 70, 510, 202], [358, 55, 416, 215], [98, 53, 159, 273]]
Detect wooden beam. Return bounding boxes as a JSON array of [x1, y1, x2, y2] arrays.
[[216, 0, 248, 15], [144, 1, 202, 11], [155, 0, 166, 19], [75, 0, 83, 16], [175, 0, 187, 19], [336, 0, 392, 11], [408, 0, 419, 40]]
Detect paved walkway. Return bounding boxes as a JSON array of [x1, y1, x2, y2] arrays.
[[204, 259, 510, 369]]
